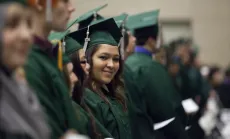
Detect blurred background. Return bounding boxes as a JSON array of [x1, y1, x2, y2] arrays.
[[70, 0, 230, 67]]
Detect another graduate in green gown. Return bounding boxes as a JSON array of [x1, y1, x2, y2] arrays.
[[0, 1, 50, 139], [124, 10, 188, 139], [69, 18, 132, 139], [155, 46, 189, 127], [24, 1, 81, 139]]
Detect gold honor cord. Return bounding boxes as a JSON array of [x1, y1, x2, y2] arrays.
[[51, 39, 63, 71]]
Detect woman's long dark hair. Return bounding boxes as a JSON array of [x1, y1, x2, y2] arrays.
[[70, 52, 85, 104], [69, 51, 101, 138], [85, 45, 127, 111]]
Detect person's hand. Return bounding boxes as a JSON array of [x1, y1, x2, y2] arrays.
[[60, 130, 78, 139], [60, 129, 90, 139]]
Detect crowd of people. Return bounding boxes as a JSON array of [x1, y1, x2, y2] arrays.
[[0, 0, 230, 139]]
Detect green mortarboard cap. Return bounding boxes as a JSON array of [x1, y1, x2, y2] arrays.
[[65, 36, 82, 56], [126, 9, 159, 30], [49, 30, 70, 42], [48, 30, 70, 56], [127, 9, 160, 42], [67, 15, 104, 31], [90, 13, 128, 29], [69, 18, 122, 52], [113, 13, 128, 28], [67, 18, 79, 31], [49, 32, 81, 65], [77, 4, 107, 30]]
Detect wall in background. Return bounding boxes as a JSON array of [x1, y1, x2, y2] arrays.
[[70, 0, 230, 67]]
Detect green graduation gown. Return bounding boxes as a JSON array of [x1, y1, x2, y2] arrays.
[[124, 52, 188, 139], [84, 88, 132, 139], [24, 36, 79, 139], [71, 101, 112, 139]]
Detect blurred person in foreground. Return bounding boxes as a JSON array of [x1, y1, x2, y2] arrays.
[[23, 0, 82, 138], [0, 0, 50, 139]]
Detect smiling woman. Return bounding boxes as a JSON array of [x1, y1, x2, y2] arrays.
[[90, 44, 120, 84], [69, 18, 132, 139]]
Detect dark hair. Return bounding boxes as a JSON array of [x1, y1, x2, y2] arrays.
[[69, 52, 85, 104], [208, 66, 220, 81], [69, 51, 101, 138], [164, 46, 177, 68], [63, 66, 71, 90], [189, 50, 196, 64], [86, 45, 127, 111], [135, 25, 158, 46]]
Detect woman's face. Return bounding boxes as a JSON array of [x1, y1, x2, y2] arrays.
[[91, 44, 120, 84], [2, 3, 33, 70], [67, 62, 78, 92], [78, 48, 90, 75]]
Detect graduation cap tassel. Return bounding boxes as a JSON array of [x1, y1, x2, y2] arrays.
[[156, 23, 162, 49], [93, 11, 97, 21], [120, 23, 126, 60], [62, 38, 66, 53], [46, 0, 52, 23], [83, 26, 90, 53], [51, 39, 63, 71], [57, 41, 63, 71]]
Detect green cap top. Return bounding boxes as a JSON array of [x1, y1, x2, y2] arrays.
[[48, 30, 70, 42], [76, 4, 107, 30], [127, 9, 160, 44], [113, 13, 128, 28], [65, 36, 82, 56], [48, 31, 82, 57], [69, 18, 122, 51], [66, 17, 80, 31], [90, 13, 128, 29], [126, 9, 159, 30]]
